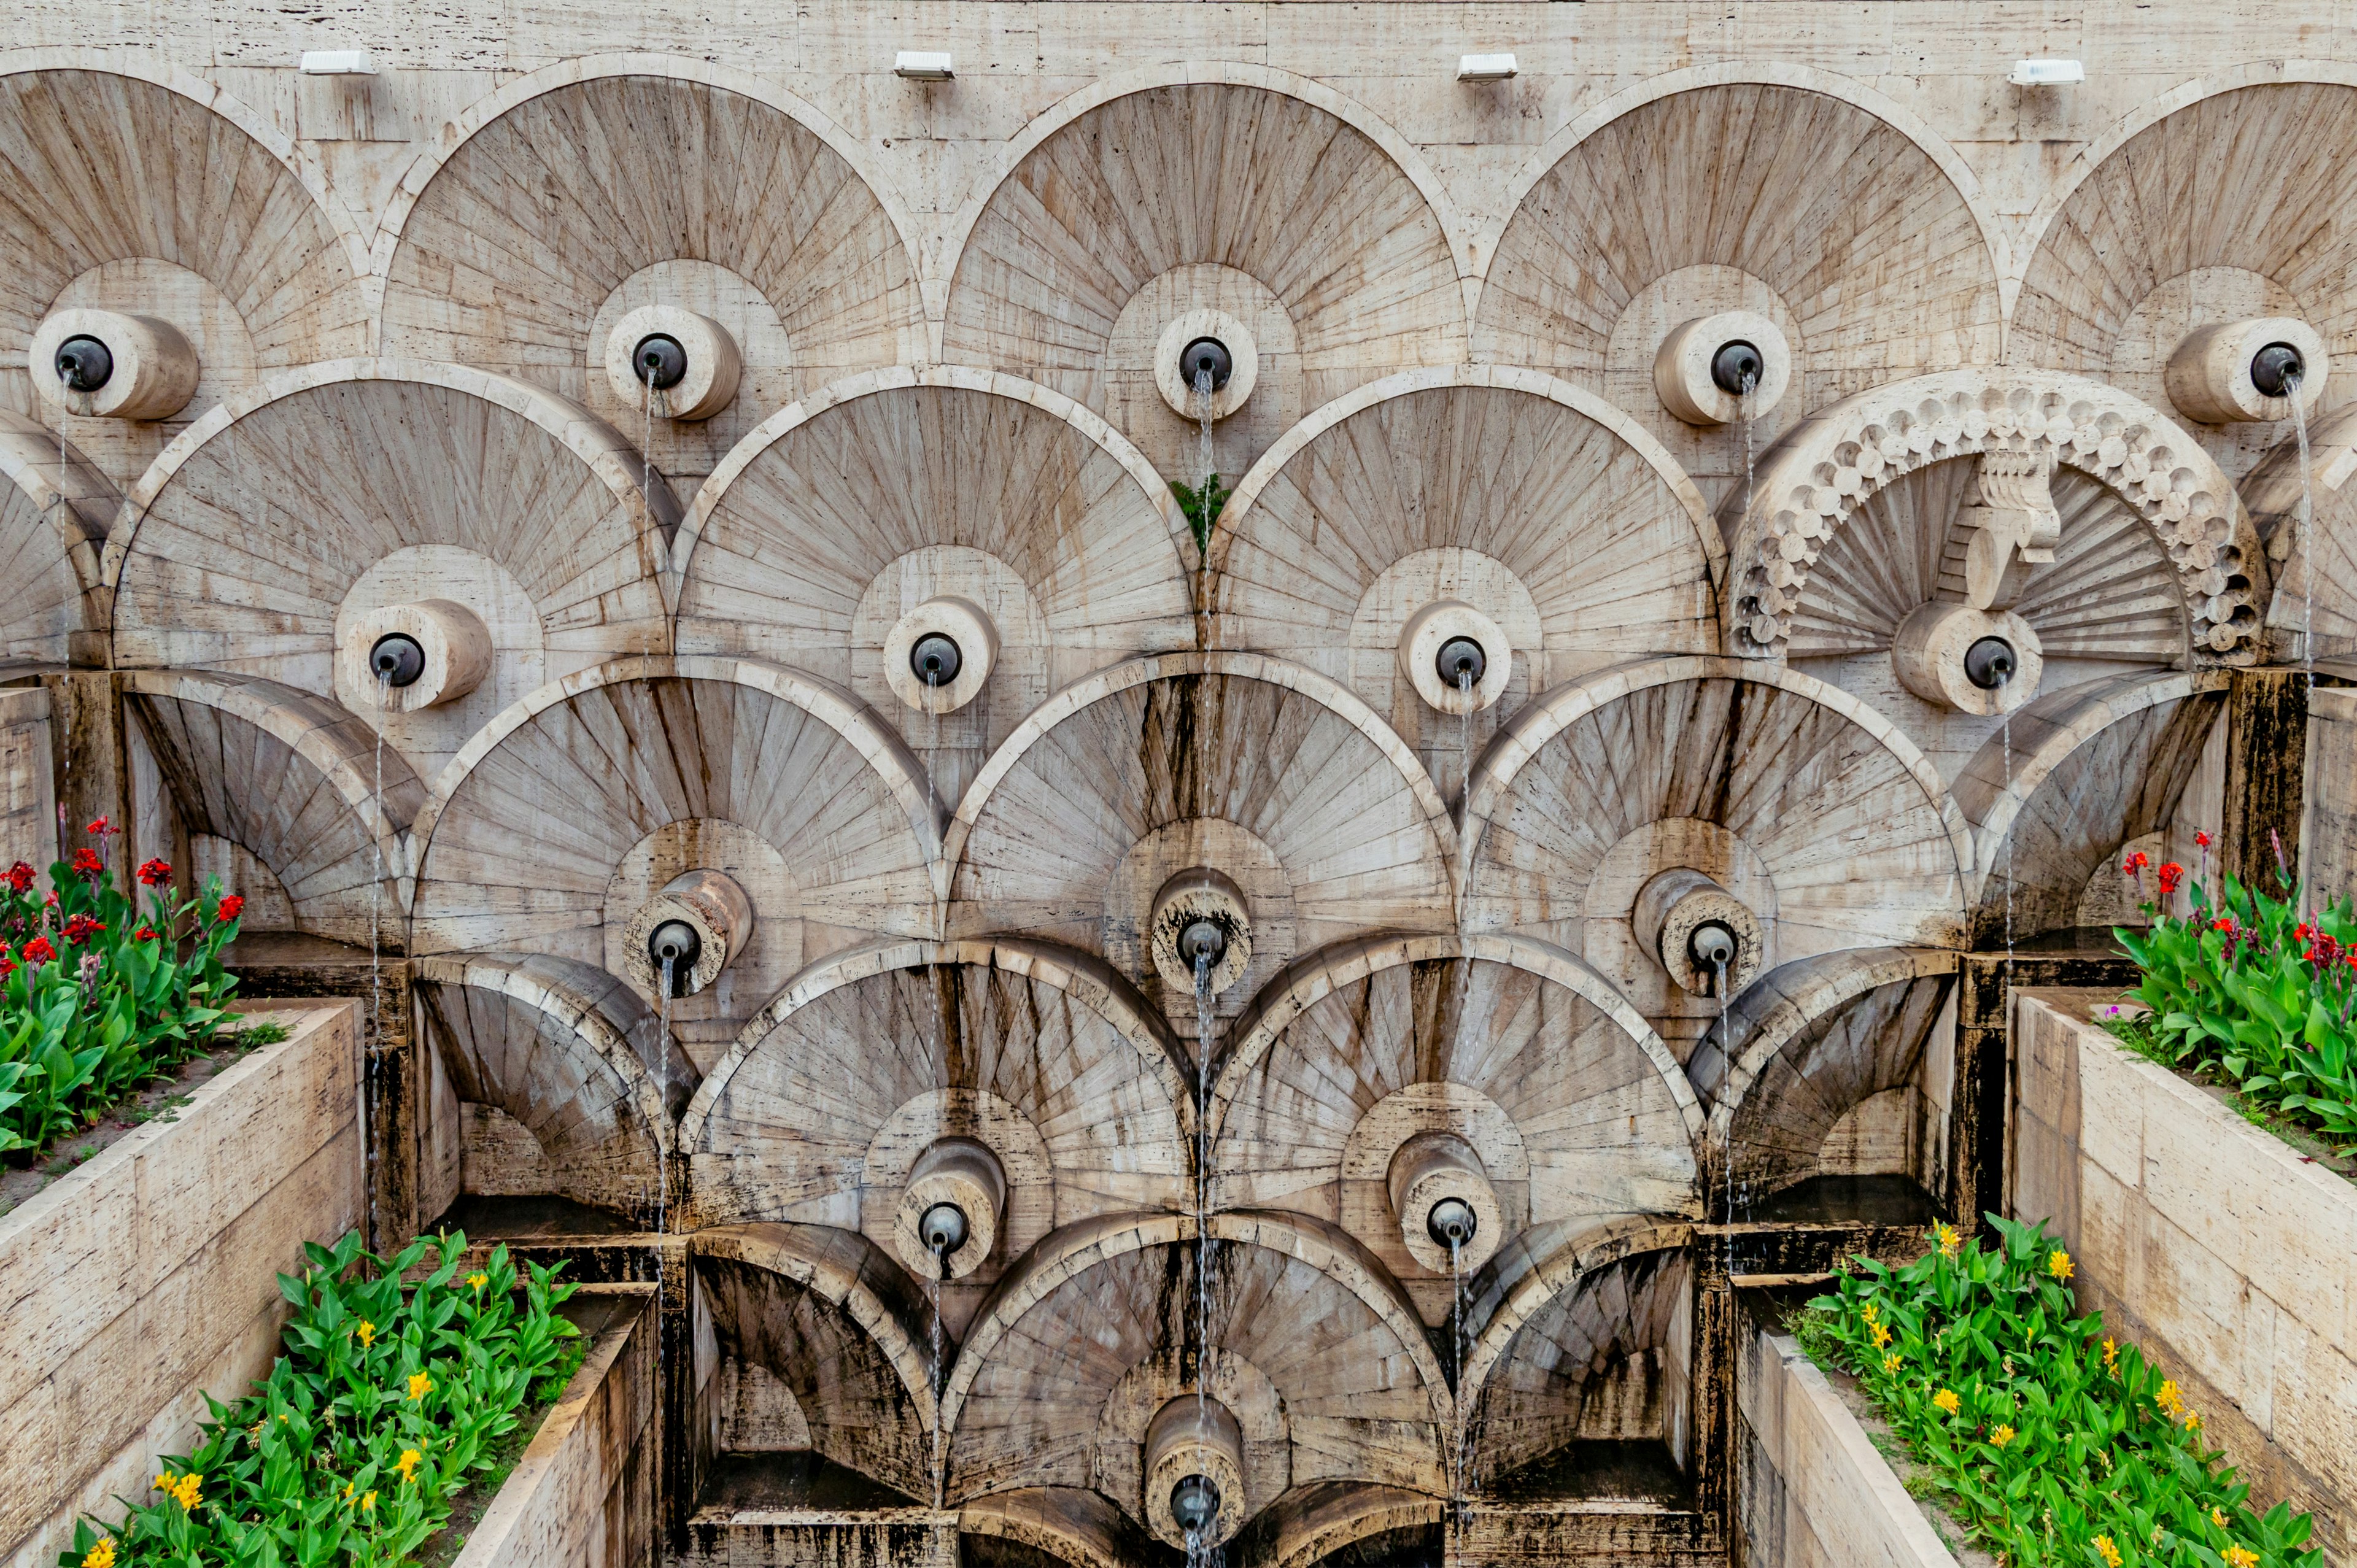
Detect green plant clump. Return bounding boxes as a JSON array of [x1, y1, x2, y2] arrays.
[[2113, 846, 2357, 1146], [61, 1230, 581, 1568], [0, 825, 252, 1156], [1171, 474, 1229, 553], [1802, 1215, 2319, 1568]]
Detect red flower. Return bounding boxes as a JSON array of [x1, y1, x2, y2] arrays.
[[2194, 830, 2213, 849], [2213, 916, 2237, 932], [2120, 849, 2150, 878], [70, 847, 101, 876], [4, 861, 29, 894], [0, 954, 14, 981], [22, 936, 56, 965], [2157, 862, 2185, 897], [42, 890, 56, 909], [215, 895, 246, 924], [2296, 923, 2314, 943], [134, 925, 157, 942], [85, 816, 110, 837], [137, 858, 172, 887], [62, 913, 103, 948]]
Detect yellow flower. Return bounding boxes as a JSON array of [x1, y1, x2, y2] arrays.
[[2183, 1408, 2202, 1432], [1882, 1352, 1902, 1375], [172, 1472, 202, 1512], [1933, 1388, 1961, 1416], [1870, 1321, 1893, 1348], [2094, 1534, 2123, 1568], [342, 1482, 355, 1502], [2102, 1337, 2118, 1369], [397, 1448, 421, 1483], [2047, 1249, 2074, 1283], [1861, 1302, 1879, 1325], [1933, 1221, 1961, 1259], [361, 1490, 377, 1512], [82, 1539, 115, 1568], [1990, 1423, 2015, 1448], [466, 1272, 488, 1292], [2212, 1508, 2230, 1529], [2156, 1378, 2184, 1416], [355, 1320, 376, 1348], [2225, 1547, 2258, 1568], [407, 1371, 433, 1402], [153, 1473, 173, 1493]]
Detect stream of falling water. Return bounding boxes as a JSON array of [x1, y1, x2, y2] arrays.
[[930, 1247, 946, 1509], [1448, 1234, 1469, 1536], [1192, 947, 1215, 1568], [2291, 373, 2315, 914], [1458, 667, 1474, 809], [1195, 366, 1217, 493], [657, 953, 675, 1413], [366, 670, 388, 1249], [1714, 956, 1733, 1278]]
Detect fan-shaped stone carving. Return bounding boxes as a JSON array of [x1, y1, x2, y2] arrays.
[[0, 407, 110, 666], [2014, 80, 2357, 477], [123, 669, 417, 946], [683, 938, 1192, 1310], [1683, 948, 1956, 1201], [0, 66, 367, 489], [1211, 371, 1716, 805], [1957, 670, 2228, 946], [939, 1211, 1448, 1516], [417, 951, 692, 1224], [941, 78, 1466, 485], [107, 361, 674, 784], [946, 654, 1455, 1034], [2244, 403, 2357, 660], [678, 370, 1194, 805], [409, 655, 939, 1062], [1719, 370, 2265, 665], [1463, 657, 1968, 1048], [1459, 1229, 1692, 1489], [379, 65, 923, 487], [1213, 933, 1699, 1316], [1476, 78, 1999, 503], [697, 1222, 942, 1501]]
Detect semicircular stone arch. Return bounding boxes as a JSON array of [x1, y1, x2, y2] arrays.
[[683, 937, 1193, 1316], [946, 653, 1457, 1040], [1956, 668, 2229, 947], [1463, 657, 1968, 1053], [1476, 80, 2000, 508], [1210, 369, 1717, 808], [0, 407, 109, 664], [695, 1221, 943, 1501], [1683, 946, 1959, 1203], [379, 65, 924, 488], [107, 360, 675, 786], [409, 655, 940, 1067], [939, 1211, 1449, 1522], [2013, 79, 2357, 480], [0, 66, 368, 490], [1211, 932, 1701, 1319], [416, 950, 694, 1226], [122, 668, 418, 946], [678, 369, 1195, 806], [940, 80, 1468, 485], [1719, 370, 2266, 665], [1459, 1237, 1692, 1492]]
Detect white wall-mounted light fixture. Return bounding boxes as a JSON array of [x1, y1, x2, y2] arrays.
[[1457, 52, 1519, 82], [894, 50, 954, 80], [299, 50, 377, 75], [2008, 58, 2084, 85]]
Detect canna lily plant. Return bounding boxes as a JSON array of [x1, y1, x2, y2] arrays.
[[1803, 1216, 2321, 1567], [2113, 832, 2357, 1147], [0, 819, 250, 1156]]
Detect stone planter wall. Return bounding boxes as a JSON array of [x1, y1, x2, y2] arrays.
[[2012, 991, 2357, 1564], [452, 1284, 660, 1568], [1735, 1323, 1960, 1568], [0, 1003, 362, 1567]]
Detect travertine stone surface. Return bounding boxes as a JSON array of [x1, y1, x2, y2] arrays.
[[2, 9, 2348, 1556]]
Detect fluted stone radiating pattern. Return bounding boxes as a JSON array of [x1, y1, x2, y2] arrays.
[[0, 409, 107, 665]]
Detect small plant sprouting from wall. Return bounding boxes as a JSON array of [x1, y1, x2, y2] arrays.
[[1801, 1216, 2323, 1568], [1171, 475, 1229, 555], [0, 822, 250, 1157], [61, 1230, 582, 1568]]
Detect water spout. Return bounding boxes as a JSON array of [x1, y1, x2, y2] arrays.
[[648, 920, 700, 997]]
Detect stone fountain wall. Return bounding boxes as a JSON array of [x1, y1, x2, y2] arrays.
[[0, 6, 2352, 1564]]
